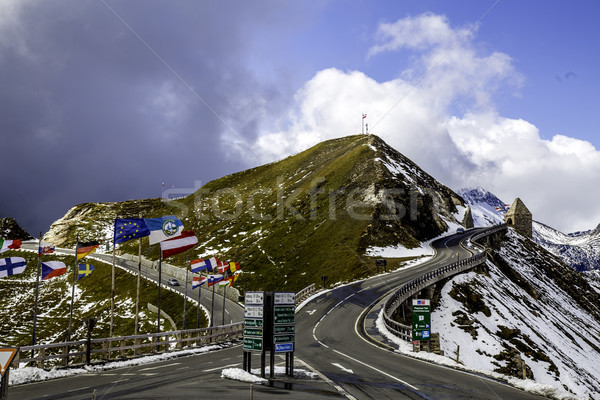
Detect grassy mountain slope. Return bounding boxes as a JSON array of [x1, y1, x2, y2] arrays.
[[0, 248, 206, 348], [44, 134, 467, 292]]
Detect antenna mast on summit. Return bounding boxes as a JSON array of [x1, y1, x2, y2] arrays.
[[362, 113, 367, 134]]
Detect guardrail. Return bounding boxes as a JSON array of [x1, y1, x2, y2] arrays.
[[13, 322, 243, 369], [296, 283, 316, 306], [383, 224, 507, 341]]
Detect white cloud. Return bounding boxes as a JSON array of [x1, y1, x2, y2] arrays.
[[367, 13, 470, 56], [0, 0, 33, 57], [247, 13, 600, 233]]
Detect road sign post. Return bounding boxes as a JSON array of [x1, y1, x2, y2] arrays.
[[273, 292, 295, 377], [242, 291, 296, 377], [242, 292, 264, 375], [412, 299, 431, 346]]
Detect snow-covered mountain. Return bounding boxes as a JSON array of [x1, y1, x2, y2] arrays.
[[533, 221, 600, 271], [434, 228, 600, 399], [458, 187, 600, 272], [456, 187, 506, 226]]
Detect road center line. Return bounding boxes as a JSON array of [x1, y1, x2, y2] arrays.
[[139, 362, 180, 371], [203, 363, 239, 372], [332, 349, 419, 391]]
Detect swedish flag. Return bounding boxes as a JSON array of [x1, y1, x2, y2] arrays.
[[77, 263, 95, 280], [114, 218, 150, 244]]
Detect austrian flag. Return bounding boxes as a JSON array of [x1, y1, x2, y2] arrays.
[[160, 231, 198, 258]]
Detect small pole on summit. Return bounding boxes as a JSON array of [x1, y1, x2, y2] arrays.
[[362, 113, 367, 134]]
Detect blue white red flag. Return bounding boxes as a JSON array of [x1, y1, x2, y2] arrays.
[[191, 257, 218, 273], [41, 261, 67, 280], [192, 276, 207, 289], [0, 257, 27, 278], [207, 274, 223, 287], [38, 241, 55, 256]]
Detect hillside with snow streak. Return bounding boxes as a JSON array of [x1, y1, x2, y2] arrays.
[[433, 229, 600, 399]]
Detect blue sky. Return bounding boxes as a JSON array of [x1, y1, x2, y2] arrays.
[[1, 0, 599, 235]]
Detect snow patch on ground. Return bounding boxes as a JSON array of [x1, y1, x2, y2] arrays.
[[375, 309, 577, 400], [221, 366, 318, 383], [10, 344, 226, 386]]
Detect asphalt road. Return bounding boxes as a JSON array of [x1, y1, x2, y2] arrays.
[[20, 242, 245, 327], [294, 230, 547, 399], [11, 230, 549, 399]]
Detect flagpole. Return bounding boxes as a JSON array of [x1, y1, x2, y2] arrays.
[[362, 113, 367, 134], [221, 284, 227, 326], [210, 284, 215, 328], [32, 232, 43, 356], [134, 214, 143, 336], [183, 257, 189, 330], [196, 278, 202, 329], [157, 253, 162, 334], [110, 240, 115, 338], [67, 236, 78, 342]]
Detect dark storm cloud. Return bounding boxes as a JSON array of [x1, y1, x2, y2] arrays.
[[0, 0, 295, 235]]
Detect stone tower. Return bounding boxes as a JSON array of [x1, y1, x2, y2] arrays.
[[505, 198, 532, 238]]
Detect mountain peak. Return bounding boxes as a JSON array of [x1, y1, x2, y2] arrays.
[[46, 133, 468, 289]]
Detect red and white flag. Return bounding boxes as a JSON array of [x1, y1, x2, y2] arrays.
[[217, 260, 229, 274], [160, 231, 198, 259]]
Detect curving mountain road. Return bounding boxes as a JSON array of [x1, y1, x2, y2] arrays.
[[10, 231, 548, 399], [294, 229, 547, 399]]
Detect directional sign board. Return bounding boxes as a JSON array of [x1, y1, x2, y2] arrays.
[[274, 292, 295, 305], [244, 292, 264, 352], [0, 347, 18, 376], [273, 292, 295, 353], [244, 305, 264, 319], [275, 343, 294, 353], [245, 292, 264, 305], [274, 306, 295, 324], [244, 318, 263, 328], [412, 299, 431, 341], [243, 337, 263, 351]]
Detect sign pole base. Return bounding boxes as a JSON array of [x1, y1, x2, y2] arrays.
[[0, 367, 9, 400]]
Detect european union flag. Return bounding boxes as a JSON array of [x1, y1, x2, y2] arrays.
[[114, 218, 151, 244]]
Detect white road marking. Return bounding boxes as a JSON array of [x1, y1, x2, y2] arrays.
[[307, 309, 316, 315], [67, 386, 89, 392], [203, 363, 239, 372], [332, 349, 419, 391], [139, 362, 180, 371], [332, 363, 354, 374]]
